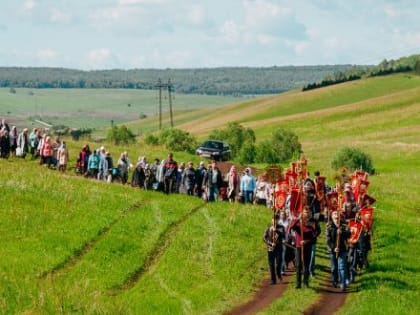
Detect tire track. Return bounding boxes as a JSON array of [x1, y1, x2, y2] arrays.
[[303, 273, 359, 315], [40, 201, 145, 279], [108, 203, 205, 295], [303, 285, 349, 315], [226, 273, 293, 315]]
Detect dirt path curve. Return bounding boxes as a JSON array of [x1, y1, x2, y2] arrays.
[[303, 285, 348, 315], [226, 271, 352, 315], [225, 273, 293, 315]]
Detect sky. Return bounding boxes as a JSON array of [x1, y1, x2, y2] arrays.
[[0, 0, 419, 70]]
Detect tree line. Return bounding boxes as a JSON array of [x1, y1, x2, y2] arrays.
[[302, 54, 420, 91], [0, 65, 354, 96]]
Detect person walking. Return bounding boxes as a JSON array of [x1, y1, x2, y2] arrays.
[[226, 165, 239, 203], [16, 128, 29, 158], [240, 167, 256, 204], [290, 209, 318, 288], [57, 141, 69, 172], [203, 160, 223, 202], [163, 153, 178, 194], [326, 210, 351, 291], [263, 213, 285, 285], [183, 161, 197, 196]]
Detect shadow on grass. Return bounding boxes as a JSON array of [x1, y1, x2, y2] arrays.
[[360, 274, 415, 291], [368, 262, 420, 274]]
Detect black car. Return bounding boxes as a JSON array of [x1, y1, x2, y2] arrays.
[[195, 140, 231, 161]]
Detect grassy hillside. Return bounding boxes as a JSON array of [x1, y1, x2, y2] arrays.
[[1, 73, 419, 314]]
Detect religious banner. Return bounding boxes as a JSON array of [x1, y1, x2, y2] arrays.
[[326, 191, 339, 212], [289, 187, 303, 217], [348, 220, 363, 244], [360, 207, 374, 230]]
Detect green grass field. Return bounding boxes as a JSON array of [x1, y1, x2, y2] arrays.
[[1, 73, 419, 314], [0, 88, 242, 130]]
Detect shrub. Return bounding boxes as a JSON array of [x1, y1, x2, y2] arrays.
[[208, 122, 255, 158], [107, 125, 136, 145], [331, 147, 374, 174], [256, 140, 281, 163], [238, 142, 256, 164], [70, 128, 93, 141], [268, 127, 302, 163], [158, 128, 197, 153], [144, 133, 159, 145]]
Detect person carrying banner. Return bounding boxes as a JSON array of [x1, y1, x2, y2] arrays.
[[263, 213, 286, 285], [290, 209, 317, 288], [326, 210, 351, 291]]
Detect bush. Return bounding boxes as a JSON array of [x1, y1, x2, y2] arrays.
[[256, 140, 281, 163], [107, 125, 136, 145], [331, 147, 374, 174], [208, 122, 255, 158], [238, 142, 256, 164], [51, 124, 70, 136], [70, 128, 93, 141], [158, 128, 197, 153], [144, 133, 159, 145], [257, 127, 302, 163]]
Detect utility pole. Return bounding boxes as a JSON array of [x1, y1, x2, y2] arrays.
[[168, 79, 174, 127], [157, 78, 163, 129], [155, 78, 174, 129]]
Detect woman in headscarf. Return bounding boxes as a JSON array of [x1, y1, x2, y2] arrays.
[[226, 165, 239, 203]]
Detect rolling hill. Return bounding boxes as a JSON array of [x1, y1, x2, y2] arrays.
[[0, 73, 419, 314]]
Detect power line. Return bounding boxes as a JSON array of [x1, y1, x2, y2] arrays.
[[155, 78, 174, 129]]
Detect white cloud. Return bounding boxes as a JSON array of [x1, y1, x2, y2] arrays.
[[220, 20, 242, 44], [86, 48, 112, 67], [384, 5, 400, 18], [37, 48, 58, 60], [21, 0, 36, 15], [89, 3, 149, 33], [242, 0, 292, 28], [286, 40, 309, 56], [164, 50, 191, 67], [49, 8, 72, 24], [187, 4, 207, 26], [256, 33, 276, 45], [119, 0, 165, 5]]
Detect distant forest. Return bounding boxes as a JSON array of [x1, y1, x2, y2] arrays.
[[0, 65, 358, 96], [302, 54, 420, 91]]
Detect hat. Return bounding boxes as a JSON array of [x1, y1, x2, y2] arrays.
[[245, 167, 251, 173]]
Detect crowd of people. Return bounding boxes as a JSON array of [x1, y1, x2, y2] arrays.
[[2, 119, 375, 293], [0, 119, 272, 205], [262, 159, 375, 292]]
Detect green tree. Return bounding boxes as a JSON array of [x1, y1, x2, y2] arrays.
[[238, 142, 257, 164], [107, 125, 136, 145], [415, 60, 420, 76], [158, 128, 197, 153], [208, 122, 255, 158], [143, 133, 159, 145], [254, 127, 302, 163], [270, 127, 302, 162], [330, 147, 374, 174], [256, 140, 280, 163]]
